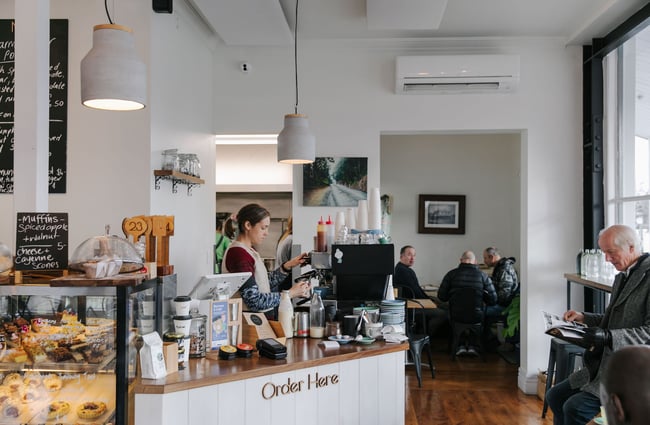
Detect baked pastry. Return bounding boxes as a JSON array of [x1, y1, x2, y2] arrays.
[[6, 348, 28, 363], [23, 371, 43, 388], [2, 399, 20, 418], [19, 387, 39, 403], [76, 401, 106, 419], [49, 346, 72, 362], [43, 374, 63, 392], [24, 344, 47, 363], [0, 386, 12, 404], [3, 372, 22, 390], [41, 400, 71, 420]]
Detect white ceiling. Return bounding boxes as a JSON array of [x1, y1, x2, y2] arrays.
[[190, 0, 647, 46], [188, 0, 649, 139]]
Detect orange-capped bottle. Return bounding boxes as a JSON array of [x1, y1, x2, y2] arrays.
[[316, 217, 326, 252]]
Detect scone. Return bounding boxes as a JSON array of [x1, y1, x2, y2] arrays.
[[76, 401, 106, 419], [2, 399, 20, 418], [43, 374, 63, 392], [41, 400, 71, 420], [19, 387, 39, 403], [23, 371, 43, 388], [0, 386, 12, 404], [3, 373, 22, 391]]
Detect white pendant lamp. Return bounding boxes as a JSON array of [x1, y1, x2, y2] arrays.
[[277, 0, 315, 164], [80, 3, 146, 111]]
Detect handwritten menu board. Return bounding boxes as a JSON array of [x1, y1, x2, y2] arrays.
[[0, 19, 68, 194], [15, 212, 68, 271]]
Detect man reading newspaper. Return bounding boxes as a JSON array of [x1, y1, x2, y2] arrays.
[[546, 225, 650, 425]]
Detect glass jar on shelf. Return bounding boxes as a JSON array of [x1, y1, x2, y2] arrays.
[[188, 153, 201, 177], [161, 149, 179, 171], [177, 153, 191, 175]]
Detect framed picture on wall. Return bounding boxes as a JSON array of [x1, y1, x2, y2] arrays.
[[302, 157, 368, 206], [418, 194, 466, 234]]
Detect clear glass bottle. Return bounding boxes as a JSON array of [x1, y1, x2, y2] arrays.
[[309, 292, 325, 338], [580, 249, 587, 277], [278, 290, 294, 338]]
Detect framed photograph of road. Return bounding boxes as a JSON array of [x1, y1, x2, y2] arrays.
[[418, 194, 466, 234], [303, 157, 368, 206]]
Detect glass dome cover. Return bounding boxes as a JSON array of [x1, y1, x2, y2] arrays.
[[0, 242, 11, 273], [69, 226, 144, 276]]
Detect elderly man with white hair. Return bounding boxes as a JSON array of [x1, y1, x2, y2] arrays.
[[546, 224, 650, 425]]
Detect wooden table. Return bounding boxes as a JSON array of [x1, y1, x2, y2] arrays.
[[407, 298, 437, 309]]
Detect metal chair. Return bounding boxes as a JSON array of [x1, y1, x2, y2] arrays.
[[396, 286, 435, 387], [448, 286, 486, 361]]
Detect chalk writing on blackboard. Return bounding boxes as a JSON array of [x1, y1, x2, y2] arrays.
[[15, 212, 68, 271], [0, 19, 68, 194]]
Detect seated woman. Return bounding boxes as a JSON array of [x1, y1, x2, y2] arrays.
[[223, 204, 309, 317]]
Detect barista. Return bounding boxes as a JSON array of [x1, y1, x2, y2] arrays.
[[222, 204, 309, 318]]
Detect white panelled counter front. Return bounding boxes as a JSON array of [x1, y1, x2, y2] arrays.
[[134, 338, 408, 425]]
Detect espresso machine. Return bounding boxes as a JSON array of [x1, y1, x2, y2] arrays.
[[293, 251, 336, 320], [307, 251, 333, 295]]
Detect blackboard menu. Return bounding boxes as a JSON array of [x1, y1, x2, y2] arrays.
[[15, 212, 68, 271], [0, 19, 68, 194]]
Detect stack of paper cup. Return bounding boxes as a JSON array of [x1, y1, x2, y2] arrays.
[[335, 211, 346, 235], [357, 200, 368, 231], [346, 207, 356, 230], [368, 188, 381, 231]]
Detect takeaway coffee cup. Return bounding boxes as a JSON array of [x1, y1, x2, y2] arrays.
[[174, 296, 192, 316], [140, 300, 155, 316], [343, 315, 360, 337], [173, 315, 192, 336]]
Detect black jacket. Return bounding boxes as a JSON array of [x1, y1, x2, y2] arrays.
[[438, 263, 497, 323]]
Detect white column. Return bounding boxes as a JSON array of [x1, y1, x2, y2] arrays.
[[14, 0, 50, 212]]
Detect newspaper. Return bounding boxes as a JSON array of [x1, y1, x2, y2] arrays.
[[542, 310, 588, 346]]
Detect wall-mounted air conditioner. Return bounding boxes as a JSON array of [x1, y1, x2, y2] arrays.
[[396, 55, 520, 94]]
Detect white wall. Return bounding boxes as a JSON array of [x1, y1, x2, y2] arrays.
[[149, 2, 217, 291], [0, 1, 152, 255], [380, 133, 521, 286], [0, 0, 216, 293], [212, 39, 583, 393]]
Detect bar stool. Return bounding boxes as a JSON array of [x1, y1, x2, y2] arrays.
[[541, 338, 585, 418]]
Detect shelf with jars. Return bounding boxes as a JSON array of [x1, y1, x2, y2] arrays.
[[153, 170, 205, 196]]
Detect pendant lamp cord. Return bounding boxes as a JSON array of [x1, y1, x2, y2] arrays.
[[104, 0, 114, 25], [293, 0, 299, 114]]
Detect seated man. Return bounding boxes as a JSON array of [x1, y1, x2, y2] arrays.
[[483, 246, 519, 329], [437, 250, 497, 355], [393, 245, 428, 299], [393, 245, 447, 336], [599, 345, 650, 425]]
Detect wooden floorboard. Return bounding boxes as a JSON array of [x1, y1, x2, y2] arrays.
[[405, 342, 553, 425]]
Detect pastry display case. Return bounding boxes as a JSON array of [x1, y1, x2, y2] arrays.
[[0, 274, 148, 425]]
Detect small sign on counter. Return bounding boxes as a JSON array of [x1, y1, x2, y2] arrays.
[[14, 212, 68, 271]]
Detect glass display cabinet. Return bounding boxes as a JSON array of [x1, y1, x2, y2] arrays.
[[0, 274, 152, 425]]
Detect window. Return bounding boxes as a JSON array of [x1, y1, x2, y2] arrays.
[[604, 25, 650, 250]]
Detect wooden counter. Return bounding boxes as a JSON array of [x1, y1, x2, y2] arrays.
[[135, 337, 407, 394], [134, 338, 408, 425], [564, 273, 612, 313]]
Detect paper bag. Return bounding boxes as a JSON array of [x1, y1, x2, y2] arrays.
[[140, 332, 167, 379]]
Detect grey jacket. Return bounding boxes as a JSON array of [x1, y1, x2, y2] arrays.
[[569, 253, 650, 396]]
